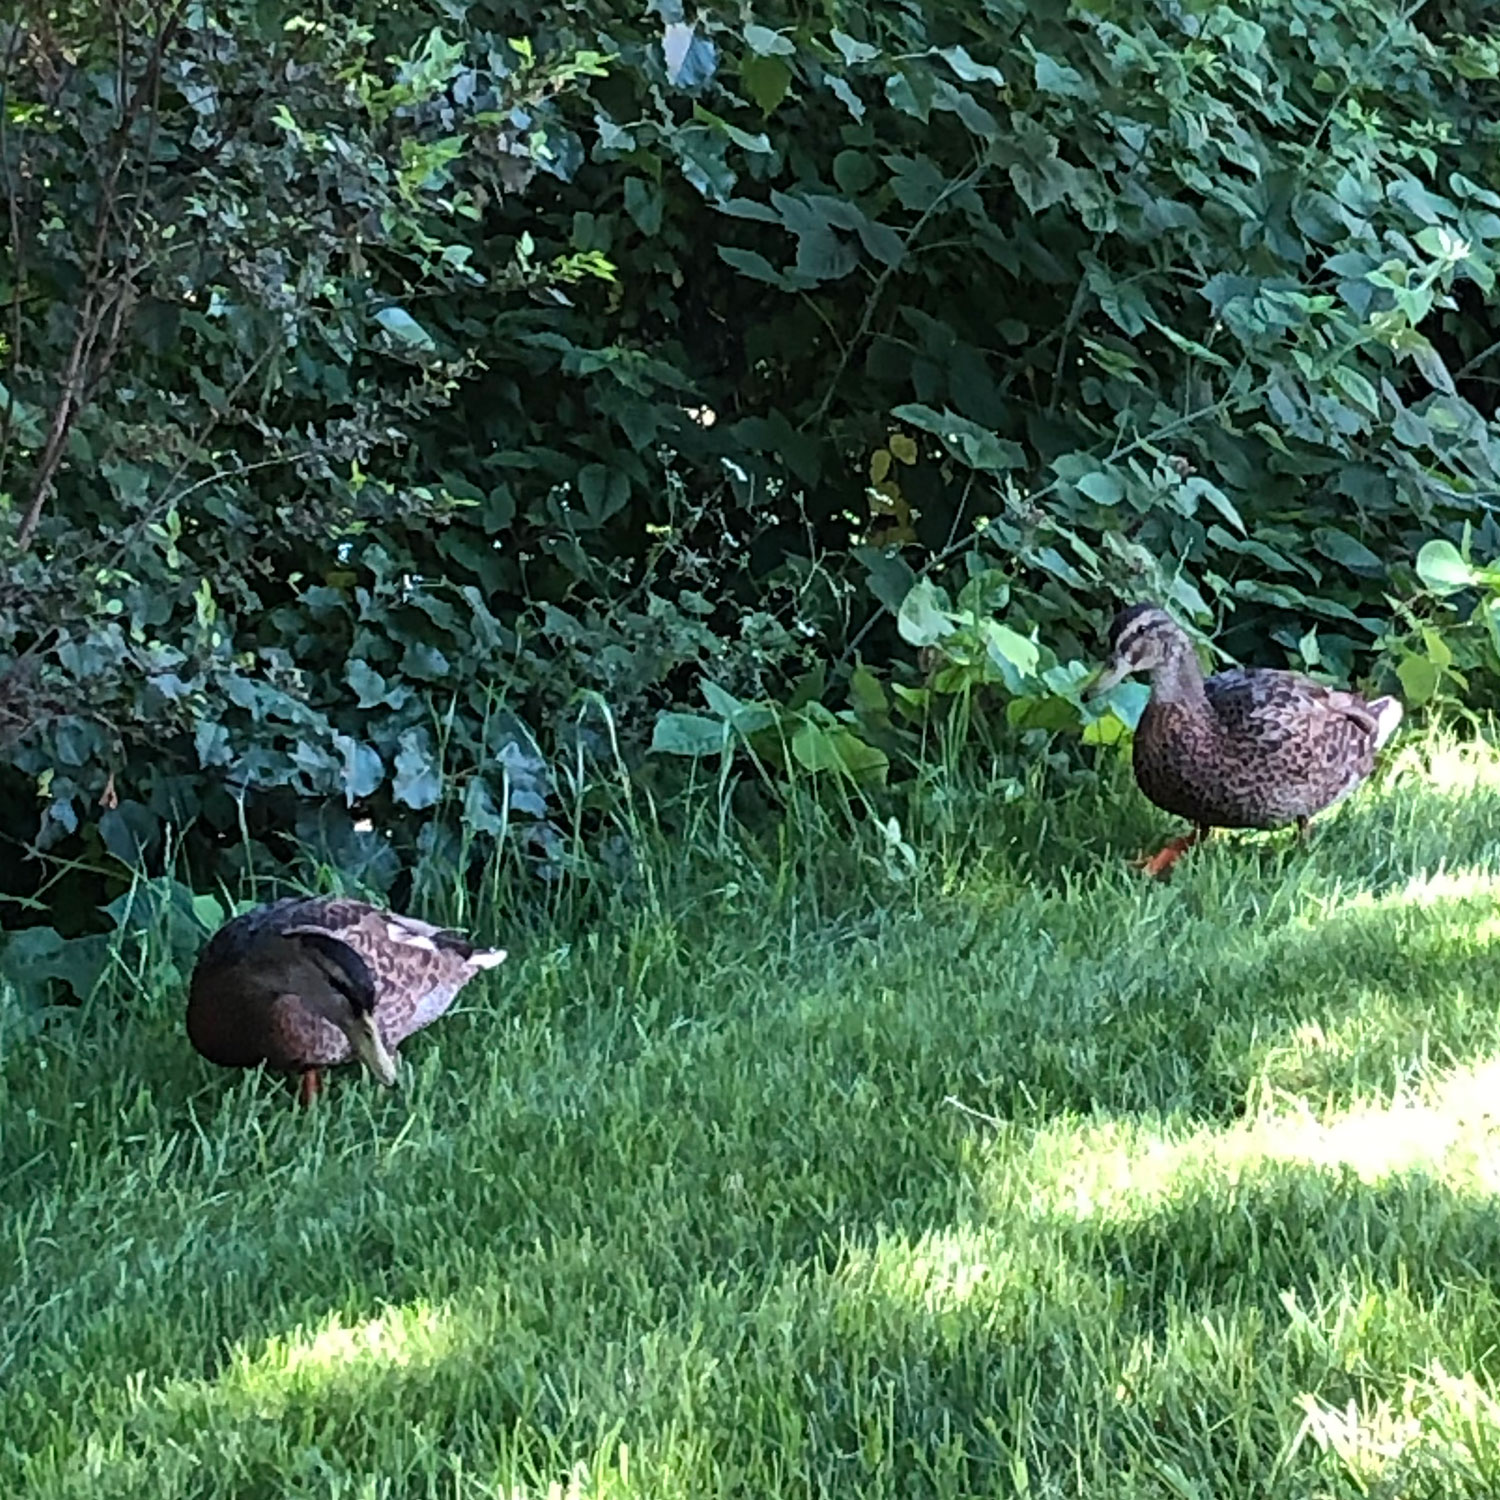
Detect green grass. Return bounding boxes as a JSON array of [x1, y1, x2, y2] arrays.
[[7, 736, 1500, 1498]]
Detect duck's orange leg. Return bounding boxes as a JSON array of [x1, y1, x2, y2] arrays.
[[1133, 826, 1209, 879], [297, 1069, 322, 1107]]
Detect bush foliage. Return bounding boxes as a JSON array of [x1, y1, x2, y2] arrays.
[[3, 0, 1500, 948]]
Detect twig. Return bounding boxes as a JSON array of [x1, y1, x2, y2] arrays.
[[15, 0, 190, 549], [0, 20, 30, 496], [800, 155, 990, 434], [836, 386, 1257, 668], [942, 1094, 1004, 1130]]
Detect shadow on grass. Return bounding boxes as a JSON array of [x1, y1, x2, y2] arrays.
[[10, 740, 1500, 1496], [25, 1151, 1500, 1499]]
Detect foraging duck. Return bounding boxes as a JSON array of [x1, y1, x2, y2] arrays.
[[187, 896, 507, 1102], [1085, 603, 1402, 877]]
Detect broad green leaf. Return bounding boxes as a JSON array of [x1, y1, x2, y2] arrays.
[[1182, 478, 1245, 535], [717, 245, 789, 286], [983, 620, 1040, 676], [741, 53, 792, 114], [191, 893, 225, 932], [650, 711, 730, 756], [743, 23, 795, 56], [100, 803, 159, 868], [462, 779, 506, 836], [663, 22, 718, 87], [336, 735, 384, 802], [1032, 53, 1091, 98], [1146, 317, 1232, 368], [937, 44, 1004, 85], [1076, 470, 1124, 505], [890, 403, 1024, 471], [833, 150, 876, 194], [1396, 653, 1439, 703], [830, 29, 878, 65], [1313, 527, 1384, 576], [401, 640, 451, 679], [700, 680, 777, 734], [375, 306, 437, 351], [848, 664, 888, 715], [1409, 337, 1457, 396], [578, 464, 630, 524], [789, 721, 888, 782], [1330, 366, 1380, 417], [1415, 538, 1474, 594], [855, 546, 917, 613], [624, 177, 663, 235], [896, 578, 955, 647], [393, 730, 442, 809]]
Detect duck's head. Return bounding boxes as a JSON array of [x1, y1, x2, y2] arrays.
[[293, 931, 399, 1087], [1084, 603, 1189, 698]]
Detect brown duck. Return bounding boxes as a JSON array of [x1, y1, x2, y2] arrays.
[[1085, 603, 1403, 877], [187, 896, 507, 1103]]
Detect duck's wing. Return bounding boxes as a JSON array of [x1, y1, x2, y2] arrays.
[[273, 898, 495, 958], [279, 902, 506, 1042], [191, 896, 310, 974], [1205, 668, 1379, 738]]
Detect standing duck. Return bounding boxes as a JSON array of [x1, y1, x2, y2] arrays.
[[187, 896, 507, 1102], [1085, 603, 1403, 877]]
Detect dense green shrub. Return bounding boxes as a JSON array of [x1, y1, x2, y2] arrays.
[[2, 0, 1499, 957]]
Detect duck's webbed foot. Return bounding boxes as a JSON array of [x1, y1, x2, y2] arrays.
[[1132, 826, 1209, 879], [297, 1068, 322, 1107]]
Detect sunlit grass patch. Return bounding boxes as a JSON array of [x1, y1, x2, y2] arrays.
[[7, 732, 1500, 1497]]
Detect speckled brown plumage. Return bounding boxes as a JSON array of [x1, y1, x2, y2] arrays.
[[186, 896, 507, 1090], [1088, 604, 1402, 873]]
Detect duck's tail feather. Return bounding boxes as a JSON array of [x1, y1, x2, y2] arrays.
[[1368, 695, 1403, 751], [468, 948, 508, 969]]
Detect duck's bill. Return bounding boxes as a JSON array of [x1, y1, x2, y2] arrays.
[[346, 1012, 399, 1087], [1082, 659, 1131, 701]]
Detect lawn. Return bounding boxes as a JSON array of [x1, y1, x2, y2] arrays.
[[6, 738, 1500, 1498]]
